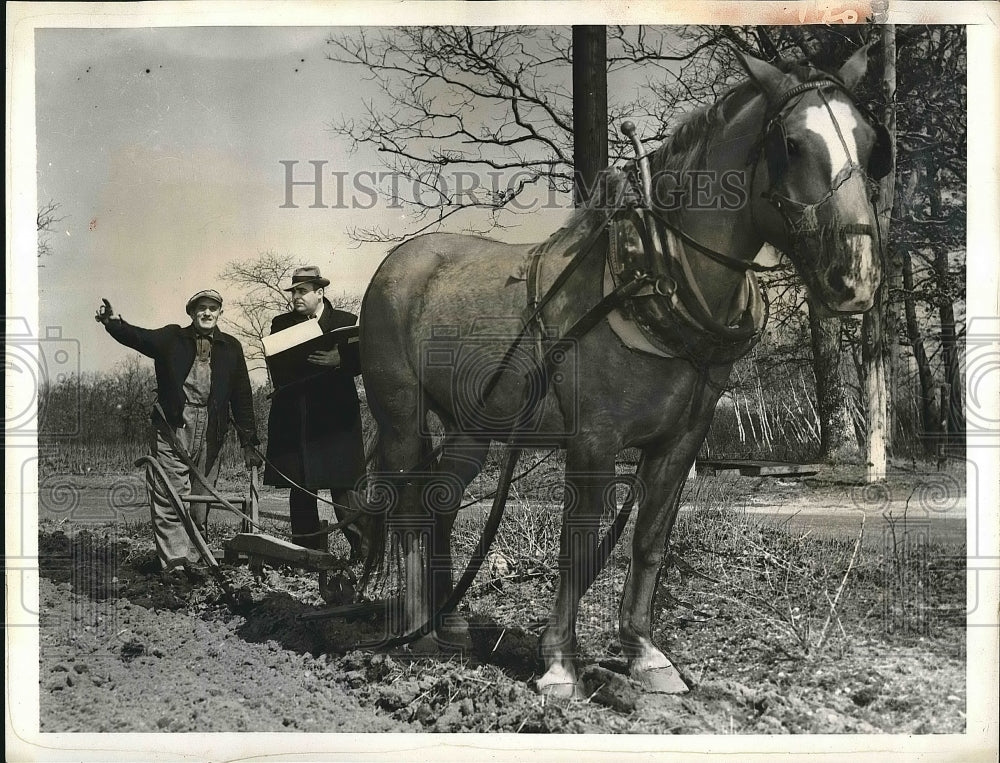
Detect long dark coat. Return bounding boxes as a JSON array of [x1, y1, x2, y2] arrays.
[[263, 299, 365, 490]]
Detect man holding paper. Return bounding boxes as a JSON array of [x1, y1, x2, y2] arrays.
[[262, 266, 367, 559]]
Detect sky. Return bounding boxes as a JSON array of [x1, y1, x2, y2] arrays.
[[33, 23, 670, 378], [35, 26, 398, 374]]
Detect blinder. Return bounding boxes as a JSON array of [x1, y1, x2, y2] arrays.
[[764, 120, 791, 182], [868, 122, 893, 180], [762, 89, 894, 183]]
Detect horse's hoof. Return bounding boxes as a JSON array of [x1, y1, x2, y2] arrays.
[[536, 679, 579, 699], [407, 634, 444, 656], [633, 665, 689, 694], [435, 621, 472, 654], [537, 664, 583, 699]]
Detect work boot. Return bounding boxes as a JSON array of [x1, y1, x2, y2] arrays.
[[160, 566, 188, 586], [319, 569, 357, 605], [184, 565, 211, 584]]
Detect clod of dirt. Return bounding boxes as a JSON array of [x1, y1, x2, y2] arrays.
[[580, 665, 641, 713], [376, 679, 422, 712], [851, 685, 880, 707], [120, 639, 146, 663]]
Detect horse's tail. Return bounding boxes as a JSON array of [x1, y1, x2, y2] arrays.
[[356, 428, 388, 592]]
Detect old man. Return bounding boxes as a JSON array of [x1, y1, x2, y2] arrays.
[[96, 290, 262, 581]]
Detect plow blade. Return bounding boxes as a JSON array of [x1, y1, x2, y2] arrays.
[[224, 532, 348, 571]]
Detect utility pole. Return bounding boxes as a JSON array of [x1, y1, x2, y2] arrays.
[[572, 26, 608, 207]]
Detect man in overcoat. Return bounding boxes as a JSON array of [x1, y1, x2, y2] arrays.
[[96, 290, 262, 580], [263, 266, 366, 558]]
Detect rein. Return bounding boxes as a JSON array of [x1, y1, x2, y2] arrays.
[[351, 269, 657, 650]]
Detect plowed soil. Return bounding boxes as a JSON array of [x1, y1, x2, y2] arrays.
[[36, 466, 968, 737]]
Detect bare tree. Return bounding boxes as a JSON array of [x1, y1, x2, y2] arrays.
[[218, 252, 302, 372], [37, 199, 64, 258], [325, 26, 713, 243], [109, 355, 156, 442]]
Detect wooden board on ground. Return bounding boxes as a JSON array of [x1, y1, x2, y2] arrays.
[[224, 532, 347, 571], [259, 510, 291, 523], [695, 460, 820, 477]]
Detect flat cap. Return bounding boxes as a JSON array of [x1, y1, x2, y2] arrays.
[[185, 289, 223, 313]]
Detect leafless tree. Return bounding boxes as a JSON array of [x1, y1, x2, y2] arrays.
[[325, 26, 717, 243], [37, 199, 64, 259], [218, 252, 302, 372]]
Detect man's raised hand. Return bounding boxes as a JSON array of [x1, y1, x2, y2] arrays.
[[95, 298, 115, 324]]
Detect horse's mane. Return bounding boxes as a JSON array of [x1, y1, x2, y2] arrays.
[[538, 60, 838, 256], [649, 61, 841, 177]]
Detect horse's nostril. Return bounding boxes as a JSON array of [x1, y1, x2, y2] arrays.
[[829, 269, 855, 300]]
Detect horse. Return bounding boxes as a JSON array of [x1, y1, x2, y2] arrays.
[[355, 48, 887, 698]]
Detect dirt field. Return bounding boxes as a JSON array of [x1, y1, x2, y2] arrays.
[[36, 463, 968, 737]]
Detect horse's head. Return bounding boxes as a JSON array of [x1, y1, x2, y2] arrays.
[[739, 48, 889, 315]]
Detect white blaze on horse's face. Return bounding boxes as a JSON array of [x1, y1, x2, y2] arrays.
[[802, 100, 860, 182]]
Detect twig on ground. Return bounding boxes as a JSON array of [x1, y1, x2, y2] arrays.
[[814, 512, 865, 651]]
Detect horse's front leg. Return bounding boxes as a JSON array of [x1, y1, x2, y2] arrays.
[[537, 446, 615, 698], [619, 435, 707, 693]]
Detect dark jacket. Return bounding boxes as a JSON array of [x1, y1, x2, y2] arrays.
[[104, 319, 259, 467], [263, 299, 365, 489]]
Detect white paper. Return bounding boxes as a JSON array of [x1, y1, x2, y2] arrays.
[[260, 319, 322, 357]]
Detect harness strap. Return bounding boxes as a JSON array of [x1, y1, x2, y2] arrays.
[[352, 271, 655, 649], [524, 248, 547, 358], [645, 205, 785, 274]]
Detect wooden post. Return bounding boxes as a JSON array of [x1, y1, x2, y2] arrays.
[[572, 26, 608, 207]]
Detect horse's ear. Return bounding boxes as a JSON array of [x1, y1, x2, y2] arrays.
[[732, 49, 787, 99], [837, 44, 871, 90]]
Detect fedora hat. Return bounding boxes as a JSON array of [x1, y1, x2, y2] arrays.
[[185, 289, 223, 314], [283, 265, 330, 291]]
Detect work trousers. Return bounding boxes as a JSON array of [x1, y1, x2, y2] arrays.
[[289, 487, 331, 551], [145, 404, 220, 570], [290, 487, 366, 556]]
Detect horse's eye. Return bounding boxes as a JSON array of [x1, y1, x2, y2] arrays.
[[786, 137, 800, 156]]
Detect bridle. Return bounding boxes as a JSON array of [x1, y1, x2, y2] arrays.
[[749, 77, 893, 245]]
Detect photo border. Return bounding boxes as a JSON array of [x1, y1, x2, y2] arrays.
[[7, 2, 998, 760]]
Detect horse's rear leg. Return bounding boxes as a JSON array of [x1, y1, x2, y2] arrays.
[[370, 404, 434, 639], [537, 447, 615, 698], [412, 432, 490, 652]]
